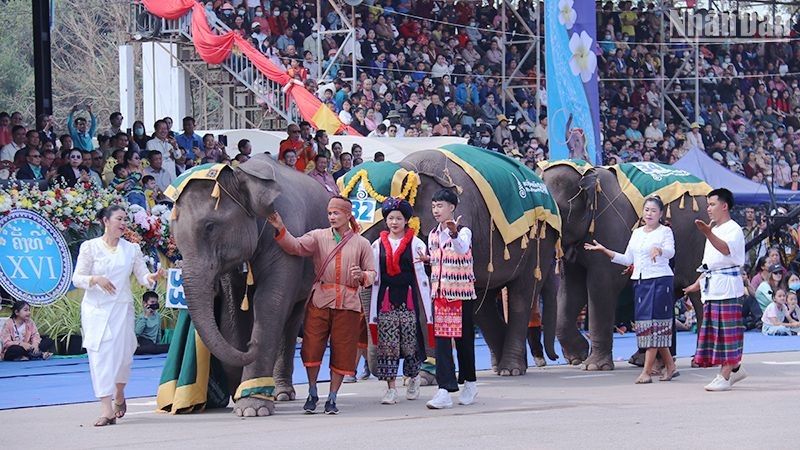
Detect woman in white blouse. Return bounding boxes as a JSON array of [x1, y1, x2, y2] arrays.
[[73, 205, 165, 426], [585, 196, 678, 384]]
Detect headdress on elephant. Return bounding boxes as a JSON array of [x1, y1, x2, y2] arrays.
[[328, 196, 359, 232], [381, 197, 413, 221]]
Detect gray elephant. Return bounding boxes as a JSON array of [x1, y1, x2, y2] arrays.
[[170, 155, 330, 416], [540, 161, 708, 370], [350, 147, 560, 375]]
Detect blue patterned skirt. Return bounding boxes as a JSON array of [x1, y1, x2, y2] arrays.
[[633, 276, 674, 348]]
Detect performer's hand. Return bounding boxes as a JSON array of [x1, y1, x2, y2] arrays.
[[583, 239, 606, 252], [650, 246, 662, 262], [148, 267, 166, 284], [683, 280, 701, 295], [694, 219, 715, 235], [415, 248, 430, 264], [94, 276, 116, 295], [350, 264, 363, 283], [445, 215, 462, 235], [267, 211, 284, 232]]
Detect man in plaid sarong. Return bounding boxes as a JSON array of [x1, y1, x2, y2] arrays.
[[684, 188, 747, 392]]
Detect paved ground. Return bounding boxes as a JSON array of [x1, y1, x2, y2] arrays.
[[4, 350, 799, 449]]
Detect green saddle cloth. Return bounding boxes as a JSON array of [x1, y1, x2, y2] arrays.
[[608, 162, 712, 214]]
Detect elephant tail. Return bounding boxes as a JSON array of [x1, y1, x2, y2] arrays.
[[542, 268, 559, 361]]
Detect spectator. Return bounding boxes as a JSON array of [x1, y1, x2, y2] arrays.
[[1, 301, 54, 361], [144, 150, 175, 193], [756, 263, 785, 313], [176, 117, 204, 161], [131, 120, 149, 151], [0, 111, 10, 146], [761, 287, 800, 336], [67, 105, 97, 151], [146, 120, 180, 177], [57, 149, 90, 187], [0, 125, 26, 163], [281, 149, 299, 169], [104, 112, 124, 138], [236, 138, 252, 162], [37, 114, 57, 148], [134, 291, 170, 355], [333, 152, 352, 181], [15, 148, 52, 182], [308, 154, 339, 196], [374, 152, 385, 162], [279, 124, 315, 172]]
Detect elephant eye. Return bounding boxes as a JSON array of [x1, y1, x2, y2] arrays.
[[204, 222, 215, 234]]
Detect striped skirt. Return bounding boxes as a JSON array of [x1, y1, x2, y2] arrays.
[[694, 298, 744, 367], [633, 276, 674, 348]]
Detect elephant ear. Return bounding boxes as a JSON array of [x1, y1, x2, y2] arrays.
[[234, 154, 282, 217], [579, 167, 599, 209]]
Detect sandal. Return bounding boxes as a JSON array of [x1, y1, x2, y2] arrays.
[[94, 416, 117, 427], [659, 370, 680, 382], [113, 399, 127, 419], [634, 375, 652, 384]]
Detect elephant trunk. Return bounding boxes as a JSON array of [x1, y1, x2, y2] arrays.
[[183, 270, 257, 367]]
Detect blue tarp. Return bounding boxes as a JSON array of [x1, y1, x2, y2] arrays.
[[673, 147, 800, 204]]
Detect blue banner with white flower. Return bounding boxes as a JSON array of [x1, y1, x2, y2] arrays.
[[545, 0, 601, 164]]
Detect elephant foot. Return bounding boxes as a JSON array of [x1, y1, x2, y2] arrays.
[[533, 356, 547, 367], [419, 371, 436, 386], [233, 397, 275, 417], [496, 357, 527, 376], [274, 385, 296, 402], [580, 352, 615, 371], [560, 336, 590, 366]]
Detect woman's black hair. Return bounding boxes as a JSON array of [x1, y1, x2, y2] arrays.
[[10, 300, 29, 319], [432, 188, 459, 207], [641, 195, 667, 225], [771, 286, 787, 299], [123, 149, 140, 166], [97, 204, 126, 222], [754, 256, 769, 277]]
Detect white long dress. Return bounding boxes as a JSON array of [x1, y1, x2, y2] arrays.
[[72, 238, 154, 398]]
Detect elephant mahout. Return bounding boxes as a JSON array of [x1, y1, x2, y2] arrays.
[[168, 155, 330, 416], [340, 144, 561, 375], [540, 160, 710, 370]]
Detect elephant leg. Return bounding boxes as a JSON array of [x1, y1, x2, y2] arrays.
[[556, 261, 589, 365], [582, 269, 624, 371], [528, 327, 545, 368], [496, 278, 538, 376], [217, 273, 248, 400], [274, 298, 304, 402], [472, 288, 504, 373]]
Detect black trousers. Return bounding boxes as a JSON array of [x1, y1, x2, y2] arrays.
[[135, 336, 170, 355], [3, 337, 54, 361], [434, 301, 476, 392]]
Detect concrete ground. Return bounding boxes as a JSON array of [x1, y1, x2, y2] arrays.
[[4, 350, 799, 449]]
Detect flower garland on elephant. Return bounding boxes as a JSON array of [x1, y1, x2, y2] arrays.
[[339, 168, 422, 235]]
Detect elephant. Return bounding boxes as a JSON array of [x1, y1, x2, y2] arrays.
[[358, 149, 560, 376], [540, 162, 707, 370], [170, 154, 331, 416]]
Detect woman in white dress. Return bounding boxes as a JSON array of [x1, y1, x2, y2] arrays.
[[585, 196, 679, 384], [72, 205, 165, 426]]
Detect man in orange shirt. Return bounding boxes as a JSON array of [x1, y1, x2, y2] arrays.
[[279, 123, 316, 171]]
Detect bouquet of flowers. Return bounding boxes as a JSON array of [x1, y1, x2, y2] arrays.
[[125, 204, 181, 264]]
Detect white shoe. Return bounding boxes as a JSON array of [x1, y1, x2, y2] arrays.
[[406, 375, 420, 400], [342, 375, 357, 384], [426, 388, 453, 409], [730, 366, 748, 385], [381, 388, 398, 405], [458, 381, 478, 405], [704, 374, 731, 391]]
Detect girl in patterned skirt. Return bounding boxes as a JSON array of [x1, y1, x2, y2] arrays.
[[369, 198, 433, 405], [585, 196, 679, 383]]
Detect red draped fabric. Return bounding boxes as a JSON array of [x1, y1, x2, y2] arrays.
[[140, 0, 359, 136]]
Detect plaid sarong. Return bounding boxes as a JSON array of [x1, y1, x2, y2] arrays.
[[694, 298, 744, 367]]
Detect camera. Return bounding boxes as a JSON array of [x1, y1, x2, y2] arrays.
[[147, 303, 159, 310]]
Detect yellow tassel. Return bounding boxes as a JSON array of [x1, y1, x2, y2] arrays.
[[666, 204, 672, 219], [679, 194, 685, 210], [692, 196, 699, 211], [589, 218, 595, 234], [241, 262, 254, 311], [487, 262, 494, 273], [529, 226, 537, 238], [171, 207, 178, 221], [596, 181, 602, 193], [555, 259, 561, 274], [539, 221, 547, 239], [211, 182, 221, 199], [555, 237, 564, 259], [521, 234, 528, 249], [535, 267, 542, 280], [503, 246, 510, 260]]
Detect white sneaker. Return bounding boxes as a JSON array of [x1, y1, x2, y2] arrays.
[[704, 374, 732, 391], [342, 375, 357, 383], [730, 366, 748, 385], [406, 375, 420, 400], [426, 388, 453, 409], [458, 381, 478, 405], [381, 388, 398, 405]]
